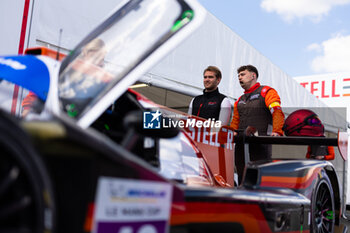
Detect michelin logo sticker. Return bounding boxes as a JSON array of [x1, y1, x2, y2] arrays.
[[143, 110, 162, 129], [93, 177, 172, 233]]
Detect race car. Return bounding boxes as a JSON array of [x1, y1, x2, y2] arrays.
[[0, 0, 348, 233]]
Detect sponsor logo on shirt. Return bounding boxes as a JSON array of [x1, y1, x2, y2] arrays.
[[249, 94, 260, 100]]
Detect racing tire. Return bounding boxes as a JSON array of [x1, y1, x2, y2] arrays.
[[0, 112, 56, 233], [310, 171, 335, 233]]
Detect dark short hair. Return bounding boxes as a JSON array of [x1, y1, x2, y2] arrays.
[[237, 65, 259, 79], [203, 66, 222, 79]]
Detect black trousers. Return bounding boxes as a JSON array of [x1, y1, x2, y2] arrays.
[[235, 143, 271, 185]]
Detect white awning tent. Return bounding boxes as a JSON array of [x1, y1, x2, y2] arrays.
[[1, 0, 346, 132], [36, 1, 350, 131]]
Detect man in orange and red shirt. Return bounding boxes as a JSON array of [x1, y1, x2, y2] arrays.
[[230, 65, 285, 184]]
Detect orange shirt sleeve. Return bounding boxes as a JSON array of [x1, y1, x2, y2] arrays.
[[264, 89, 284, 135], [230, 100, 240, 130]]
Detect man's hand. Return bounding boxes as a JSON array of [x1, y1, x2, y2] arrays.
[[270, 132, 281, 136]]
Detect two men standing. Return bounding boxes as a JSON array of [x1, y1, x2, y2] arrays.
[[188, 64, 284, 139], [188, 64, 285, 185]]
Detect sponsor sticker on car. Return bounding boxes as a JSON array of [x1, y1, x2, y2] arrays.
[[93, 177, 172, 233]]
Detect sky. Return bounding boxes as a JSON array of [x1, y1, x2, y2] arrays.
[[197, 0, 350, 77]]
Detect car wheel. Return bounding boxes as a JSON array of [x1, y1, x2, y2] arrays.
[[310, 172, 335, 233], [0, 112, 55, 233]]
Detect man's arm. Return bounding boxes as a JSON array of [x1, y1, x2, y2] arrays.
[[264, 89, 284, 136], [187, 98, 194, 115], [218, 97, 232, 126], [230, 101, 240, 135]]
